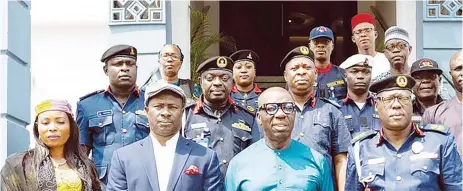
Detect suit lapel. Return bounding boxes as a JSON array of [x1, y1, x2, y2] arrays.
[[166, 137, 192, 191], [141, 136, 160, 191]]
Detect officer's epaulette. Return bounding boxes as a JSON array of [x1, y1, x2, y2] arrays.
[[350, 130, 378, 144], [235, 104, 256, 116], [421, 123, 450, 135], [321, 98, 341, 109], [184, 98, 197, 108], [79, 90, 104, 101]]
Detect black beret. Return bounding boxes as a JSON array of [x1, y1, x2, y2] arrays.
[[280, 46, 315, 70], [229, 50, 259, 65], [410, 58, 442, 76], [196, 56, 234, 74], [369, 74, 416, 94], [101, 45, 137, 63]]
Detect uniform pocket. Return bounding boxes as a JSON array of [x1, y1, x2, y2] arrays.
[[334, 84, 347, 98], [96, 164, 108, 181], [410, 158, 440, 180], [89, 116, 115, 146], [360, 162, 385, 190], [313, 118, 332, 151], [134, 114, 150, 141]]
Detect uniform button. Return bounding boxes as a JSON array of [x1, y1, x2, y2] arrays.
[[122, 110, 126, 114], [276, 152, 281, 155], [397, 154, 402, 158], [277, 165, 282, 169], [300, 116, 304, 119], [146, 123, 149, 126], [121, 129, 127, 134], [423, 166, 428, 171], [222, 160, 228, 164], [241, 137, 246, 141], [98, 122, 103, 127], [279, 180, 283, 184], [396, 176, 402, 181], [219, 137, 224, 141], [299, 132, 305, 137]]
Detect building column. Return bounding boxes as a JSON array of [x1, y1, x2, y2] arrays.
[[0, 0, 31, 168], [396, 0, 417, 66]]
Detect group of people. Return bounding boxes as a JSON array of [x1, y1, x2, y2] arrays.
[[1, 12, 462, 191]]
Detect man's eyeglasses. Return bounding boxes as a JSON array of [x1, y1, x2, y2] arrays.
[[413, 73, 438, 81], [353, 28, 373, 35], [384, 43, 408, 51], [376, 95, 412, 107], [161, 54, 181, 61], [259, 102, 295, 115]]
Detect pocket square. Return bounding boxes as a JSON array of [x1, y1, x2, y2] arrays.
[[185, 165, 200, 175]]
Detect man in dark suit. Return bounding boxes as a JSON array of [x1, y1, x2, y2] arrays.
[[107, 81, 223, 191]]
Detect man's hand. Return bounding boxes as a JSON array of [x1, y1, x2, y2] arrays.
[[334, 153, 348, 191]]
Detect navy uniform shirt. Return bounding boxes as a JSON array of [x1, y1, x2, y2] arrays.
[[76, 87, 149, 184], [338, 94, 381, 137], [345, 124, 462, 190], [230, 84, 262, 115], [315, 64, 347, 102], [291, 93, 351, 169], [183, 97, 260, 177]]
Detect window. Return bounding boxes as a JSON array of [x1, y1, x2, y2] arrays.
[[110, 0, 165, 25]]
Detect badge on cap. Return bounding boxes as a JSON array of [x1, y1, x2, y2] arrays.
[[300, 46, 310, 55], [247, 53, 253, 59], [396, 76, 408, 87], [317, 26, 327, 32], [419, 60, 433, 68], [412, 141, 424, 154], [130, 47, 135, 56], [217, 57, 227, 68]]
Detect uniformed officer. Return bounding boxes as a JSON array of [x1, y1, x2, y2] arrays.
[[183, 56, 260, 177], [309, 26, 347, 101], [76, 45, 149, 185], [345, 74, 462, 190], [339, 54, 381, 137], [281, 46, 351, 191], [229, 50, 262, 115], [410, 58, 444, 125], [142, 44, 196, 99]]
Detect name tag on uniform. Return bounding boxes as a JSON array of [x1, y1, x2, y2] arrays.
[[344, 115, 352, 119], [410, 152, 439, 161], [97, 110, 113, 117], [326, 80, 345, 88], [191, 123, 207, 130], [367, 157, 385, 165]]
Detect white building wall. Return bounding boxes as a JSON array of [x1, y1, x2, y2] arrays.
[[31, 0, 172, 147]]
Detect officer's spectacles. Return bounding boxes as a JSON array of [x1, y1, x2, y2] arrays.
[[161, 54, 181, 61], [259, 102, 295, 115], [385, 43, 408, 51], [413, 73, 438, 81], [353, 28, 373, 35], [376, 95, 412, 107]]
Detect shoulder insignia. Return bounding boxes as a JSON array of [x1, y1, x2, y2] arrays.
[[235, 104, 255, 116], [421, 124, 450, 135], [350, 130, 378, 144], [79, 90, 104, 101], [184, 98, 197, 108], [321, 98, 341, 108]]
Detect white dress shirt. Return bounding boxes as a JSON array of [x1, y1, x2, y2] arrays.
[[372, 52, 390, 80], [151, 132, 179, 191]]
